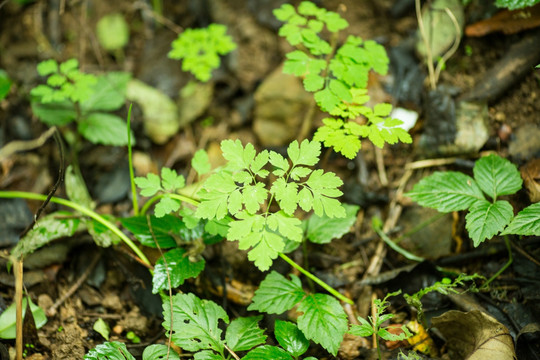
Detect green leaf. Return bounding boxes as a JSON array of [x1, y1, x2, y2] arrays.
[[81, 72, 130, 112], [87, 217, 120, 247], [154, 196, 181, 217], [142, 344, 180, 360], [306, 203, 359, 244], [152, 248, 205, 293], [65, 165, 94, 209], [283, 50, 312, 76], [78, 113, 131, 146], [473, 154, 522, 199], [271, 178, 298, 215], [248, 271, 305, 314], [221, 139, 255, 170], [96, 13, 130, 51], [192, 149, 212, 176], [36, 59, 58, 76], [329, 79, 352, 103], [161, 167, 186, 192], [502, 202, 540, 236], [163, 293, 228, 353], [93, 318, 110, 340], [11, 211, 81, 259], [297, 293, 348, 356], [349, 317, 374, 337], [287, 139, 321, 167], [196, 172, 238, 220], [225, 316, 267, 352], [269, 151, 290, 176], [84, 342, 135, 360], [274, 3, 296, 21], [267, 211, 303, 242], [274, 320, 310, 358], [314, 87, 340, 112], [305, 169, 345, 218], [466, 200, 514, 246], [193, 350, 222, 360], [495, 0, 540, 9], [242, 183, 268, 214], [243, 346, 294, 360], [31, 98, 77, 126], [406, 172, 485, 212], [121, 215, 198, 248], [321, 11, 348, 32], [0, 297, 47, 339], [378, 326, 412, 341], [304, 74, 325, 92], [135, 173, 162, 197]]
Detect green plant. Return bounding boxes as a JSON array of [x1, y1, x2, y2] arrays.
[[274, 1, 412, 158], [349, 291, 412, 360], [0, 69, 12, 100], [495, 0, 540, 9], [30, 58, 132, 146], [168, 24, 236, 82]]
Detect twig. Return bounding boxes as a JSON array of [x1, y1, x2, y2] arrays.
[[0, 126, 57, 161], [47, 252, 101, 317], [374, 147, 388, 187], [405, 157, 458, 170], [133, 0, 183, 34], [224, 343, 241, 360]]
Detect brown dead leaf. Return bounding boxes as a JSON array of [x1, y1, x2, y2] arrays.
[[520, 158, 540, 203], [432, 310, 516, 360], [465, 4, 540, 37]]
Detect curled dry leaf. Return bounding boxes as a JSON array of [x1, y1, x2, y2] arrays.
[[432, 310, 516, 360], [520, 158, 540, 202]]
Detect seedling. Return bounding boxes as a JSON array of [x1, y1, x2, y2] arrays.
[[349, 290, 412, 360], [168, 24, 236, 82], [275, 1, 412, 158]]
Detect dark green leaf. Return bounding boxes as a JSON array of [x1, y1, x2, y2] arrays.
[[78, 113, 132, 146], [225, 316, 267, 352], [274, 320, 310, 357], [0, 69, 12, 100], [473, 154, 522, 199], [65, 165, 94, 209], [152, 248, 205, 293], [84, 341, 135, 360], [142, 344, 180, 360], [306, 203, 359, 244], [243, 345, 293, 360], [466, 200, 514, 246], [502, 202, 540, 236], [121, 215, 195, 248], [248, 271, 305, 314]]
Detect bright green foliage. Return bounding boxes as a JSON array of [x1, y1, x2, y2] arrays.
[[0, 69, 12, 100], [248, 271, 347, 356], [84, 341, 135, 360], [162, 293, 267, 359], [196, 139, 345, 270], [31, 62, 133, 146], [96, 13, 129, 51], [135, 167, 186, 217], [93, 318, 110, 340], [274, 320, 310, 358], [406, 154, 531, 246], [192, 148, 212, 176], [152, 248, 205, 293], [275, 2, 412, 159], [0, 297, 47, 339], [169, 24, 236, 82], [142, 344, 180, 359], [495, 0, 540, 9], [349, 291, 412, 342], [502, 202, 540, 236]]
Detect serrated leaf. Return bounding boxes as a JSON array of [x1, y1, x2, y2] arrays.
[[84, 341, 135, 360], [163, 293, 228, 353], [502, 202, 540, 236], [271, 178, 299, 215], [196, 172, 238, 220], [225, 316, 267, 352], [306, 203, 359, 244], [135, 173, 162, 197], [120, 215, 188, 248], [273, 3, 296, 21], [297, 293, 348, 356], [466, 200, 514, 246], [314, 87, 340, 112], [251, 150, 269, 177], [245, 229, 284, 271], [349, 318, 374, 337], [267, 212, 303, 242], [242, 183, 268, 214], [378, 326, 412, 341], [329, 79, 352, 103], [305, 169, 345, 218], [289, 166, 312, 180], [275, 320, 310, 358], [152, 248, 205, 293], [193, 350, 222, 360], [269, 151, 290, 175], [248, 271, 305, 314], [81, 72, 130, 112], [192, 149, 212, 176], [303, 73, 325, 92], [142, 344, 180, 360], [78, 113, 131, 146], [221, 139, 255, 170], [154, 196, 181, 217], [287, 139, 321, 167], [406, 172, 485, 212], [161, 167, 185, 192], [473, 154, 522, 200], [322, 11, 349, 32], [243, 346, 294, 360]]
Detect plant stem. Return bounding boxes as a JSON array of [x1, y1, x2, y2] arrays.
[[0, 191, 152, 268], [279, 253, 353, 305], [482, 236, 513, 289], [139, 193, 200, 215], [127, 104, 139, 216]]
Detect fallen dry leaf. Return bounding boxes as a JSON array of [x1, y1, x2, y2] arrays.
[[520, 158, 540, 203], [465, 4, 540, 37], [432, 310, 516, 360]]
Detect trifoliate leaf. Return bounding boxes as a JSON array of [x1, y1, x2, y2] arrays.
[[161, 167, 186, 192], [473, 154, 522, 200], [287, 139, 321, 167], [135, 173, 161, 197], [225, 316, 267, 352], [154, 196, 181, 217], [251, 150, 270, 177], [152, 248, 205, 293], [269, 151, 290, 176], [267, 211, 303, 242], [297, 293, 348, 356], [466, 200, 514, 246], [406, 172, 485, 212], [306, 203, 359, 244], [305, 169, 345, 217], [275, 320, 310, 358], [242, 183, 268, 214], [142, 344, 180, 360], [221, 139, 255, 170], [243, 346, 294, 360], [245, 228, 284, 271], [248, 271, 305, 314], [364, 40, 389, 75], [84, 341, 135, 360], [163, 293, 228, 353], [192, 149, 212, 176], [196, 172, 238, 220], [271, 178, 299, 215], [502, 202, 540, 236]]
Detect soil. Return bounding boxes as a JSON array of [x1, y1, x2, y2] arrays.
[[1, 0, 539, 359]]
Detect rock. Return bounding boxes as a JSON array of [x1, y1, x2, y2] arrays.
[[253, 65, 312, 146], [0, 198, 33, 247], [509, 123, 540, 161], [178, 80, 214, 126]]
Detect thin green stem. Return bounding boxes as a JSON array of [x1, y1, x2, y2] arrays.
[[482, 236, 513, 289], [127, 104, 138, 216], [279, 253, 353, 305], [0, 191, 151, 268], [139, 193, 200, 215], [374, 226, 425, 262]]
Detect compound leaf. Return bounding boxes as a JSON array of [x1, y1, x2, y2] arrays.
[[267, 211, 303, 242], [84, 341, 135, 360], [406, 172, 485, 212], [242, 183, 268, 214], [192, 149, 212, 176], [248, 271, 305, 314], [152, 248, 205, 293], [297, 293, 348, 356], [274, 320, 310, 358], [466, 200, 514, 246], [473, 154, 522, 199], [161, 167, 185, 192], [163, 293, 228, 353], [287, 139, 321, 167], [196, 172, 238, 220], [305, 169, 345, 218], [135, 173, 162, 197], [269, 151, 290, 176], [271, 178, 298, 215], [502, 202, 540, 236], [225, 316, 267, 352]]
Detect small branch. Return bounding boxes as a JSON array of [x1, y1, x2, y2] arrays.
[[374, 147, 388, 187], [224, 343, 241, 360]]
